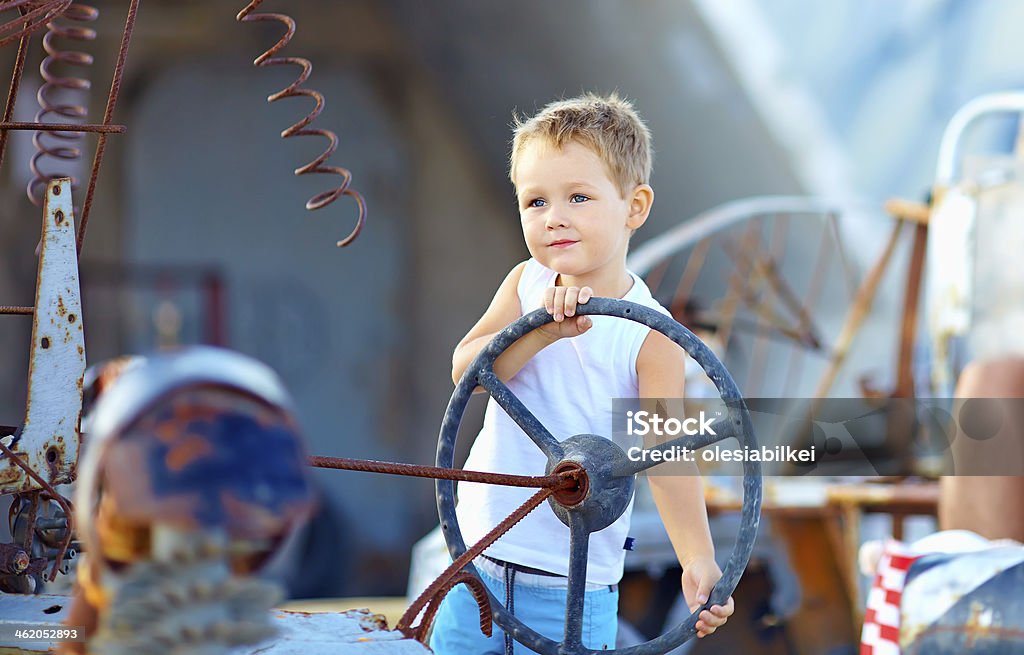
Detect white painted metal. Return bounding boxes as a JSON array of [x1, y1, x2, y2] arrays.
[[0, 178, 85, 494], [935, 92, 1024, 186]]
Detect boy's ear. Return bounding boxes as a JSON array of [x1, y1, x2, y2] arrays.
[[626, 184, 654, 230]]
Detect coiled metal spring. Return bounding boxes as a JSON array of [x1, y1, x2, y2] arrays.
[[236, 0, 366, 248], [27, 2, 97, 207]]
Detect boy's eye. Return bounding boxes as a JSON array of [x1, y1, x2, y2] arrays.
[[527, 198, 546, 208], [570, 194, 590, 203]]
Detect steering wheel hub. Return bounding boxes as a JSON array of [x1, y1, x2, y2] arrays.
[[546, 434, 635, 534]]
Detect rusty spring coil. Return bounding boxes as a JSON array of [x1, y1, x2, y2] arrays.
[[236, 1, 366, 248], [0, 0, 72, 49], [27, 2, 97, 207]]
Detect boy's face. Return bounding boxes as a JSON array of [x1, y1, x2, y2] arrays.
[[514, 139, 650, 279]]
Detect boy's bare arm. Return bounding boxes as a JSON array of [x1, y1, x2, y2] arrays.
[[637, 330, 734, 638], [452, 263, 592, 388]]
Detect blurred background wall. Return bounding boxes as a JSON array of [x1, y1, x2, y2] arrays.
[[0, 0, 1021, 596]]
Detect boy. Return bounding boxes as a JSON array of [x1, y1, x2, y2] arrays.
[[431, 93, 733, 653]]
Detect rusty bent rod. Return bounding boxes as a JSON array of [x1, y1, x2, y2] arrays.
[[308, 455, 580, 489], [308, 455, 584, 641]]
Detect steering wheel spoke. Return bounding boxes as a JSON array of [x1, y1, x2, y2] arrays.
[[562, 515, 591, 652], [477, 369, 564, 459]]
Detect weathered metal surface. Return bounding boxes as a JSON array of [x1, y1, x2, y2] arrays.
[[0, 543, 30, 575], [901, 546, 1024, 654], [436, 297, 763, 655], [0, 594, 430, 654], [70, 347, 317, 653], [0, 178, 84, 496]]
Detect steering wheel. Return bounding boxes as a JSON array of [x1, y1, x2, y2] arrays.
[[436, 297, 762, 655]]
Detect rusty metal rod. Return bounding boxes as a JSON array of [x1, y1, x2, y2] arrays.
[[0, 121, 124, 133], [406, 571, 492, 642], [397, 486, 557, 641], [0, 305, 33, 314], [0, 29, 30, 174], [309, 454, 575, 489], [77, 0, 139, 255], [0, 1, 72, 49]]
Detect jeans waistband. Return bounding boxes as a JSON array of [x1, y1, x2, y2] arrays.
[[481, 554, 564, 578]]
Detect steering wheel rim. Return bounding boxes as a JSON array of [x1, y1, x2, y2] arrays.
[[436, 297, 762, 655]]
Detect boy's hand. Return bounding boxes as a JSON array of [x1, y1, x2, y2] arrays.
[[681, 556, 734, 638], [539, 286, 593, 340]]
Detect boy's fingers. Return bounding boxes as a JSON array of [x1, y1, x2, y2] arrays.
[[695, 575, 716, 606], [544, 287, 555, 315], [575, 315, 591, 334], [564, 287, 580, 316], [579, 286, 593, 303], [710, 602, 733, 618], [552, 287, 567, 320]]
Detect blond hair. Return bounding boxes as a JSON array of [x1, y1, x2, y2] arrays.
[[509, 92, 652, 197]]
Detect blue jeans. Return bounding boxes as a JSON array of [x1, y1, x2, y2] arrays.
[[428, 562, 619, 654]]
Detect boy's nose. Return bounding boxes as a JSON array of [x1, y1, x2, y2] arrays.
[[544, 211, 570, 229]]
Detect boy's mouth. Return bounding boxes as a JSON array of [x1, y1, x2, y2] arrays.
[[549, 239, 578, 249]]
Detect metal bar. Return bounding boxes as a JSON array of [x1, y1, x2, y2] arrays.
[[309, 454, 571, 489], [477, 370, 563, 458], [936, 92, 1024, 185], [0, 305, 33, 314], [0, 121, 125, 133], [77, 0, 140, 254], [561, 517, 590, 652], [0, 31, 29, 174]]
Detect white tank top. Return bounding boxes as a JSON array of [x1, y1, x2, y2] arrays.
[[457, 258, 671, 585]]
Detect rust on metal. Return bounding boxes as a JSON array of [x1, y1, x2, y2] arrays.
[[550, 461, 588, 507], [0, 120, 124, 132], [0, 305, 33, 314], [0, 542, 30, 574], [0, 16, 31, 173], [237, 0, 367, 248], [400, 571, 492, 643], [0, 1, 72, 49], [397, 486, 560, 643], [76, 0, 138, 254], [309, 454, 577, 489], [0, 442, 75, 582]]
